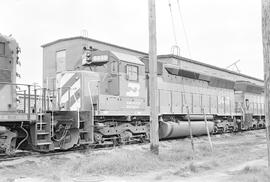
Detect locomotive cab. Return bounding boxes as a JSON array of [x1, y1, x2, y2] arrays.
[[56, 50, 149, 145], [57, 50, 148, 116], [94, 50, 147, 116]]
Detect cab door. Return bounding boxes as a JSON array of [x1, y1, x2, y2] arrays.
[[108, 60, 119, 96]]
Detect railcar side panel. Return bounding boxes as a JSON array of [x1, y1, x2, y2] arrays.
[[172, 91, 182, 113]]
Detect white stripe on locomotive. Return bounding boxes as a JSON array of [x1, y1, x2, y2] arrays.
[[70, 98, 81, 110], [60, 79, 80, 105], [60, 72, 75, 88]]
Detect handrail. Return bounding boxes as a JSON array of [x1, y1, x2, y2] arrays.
[[0, 82, 32, 120], [0, 82, 64, 120], [0, 82, 32, 87]]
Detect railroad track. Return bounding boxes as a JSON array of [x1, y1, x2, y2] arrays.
[[0, 141, 148, 163], [0, 128, 265, 163]]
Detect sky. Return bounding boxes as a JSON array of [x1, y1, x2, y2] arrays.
[[0, 0, 264, 85]]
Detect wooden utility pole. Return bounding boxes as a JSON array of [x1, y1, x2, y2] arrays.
[[148, 0, 159, 155], [186, 106, 194, 153], [262, 0, 270, 167], [203, 108, 213, 152]]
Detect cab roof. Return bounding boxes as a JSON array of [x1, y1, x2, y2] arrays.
[[111, 51, 144, 66]]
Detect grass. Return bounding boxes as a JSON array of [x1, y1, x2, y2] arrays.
[[0, 130, 267, 182], [84, 149, 163, 175], [66, 139, 219, 177], [230, 165, 270, 182]]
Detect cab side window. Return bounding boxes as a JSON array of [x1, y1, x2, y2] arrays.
[[0, 42, 5, 56], [111, 61, 118, 74], [126, 65, 138, 81], [56, 50, 66, 72]]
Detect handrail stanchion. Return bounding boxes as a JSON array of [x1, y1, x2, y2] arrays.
[[27, 85, 31, 120], [57, 88, 61, 110], [47, 89, 50, 111], [68, 88, 71, 110], [23, 90, 26, 113], [42, 88, 46, 112], [34, 89, 37, 114]]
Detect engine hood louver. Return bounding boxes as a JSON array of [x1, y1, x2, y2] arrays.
[[234, 81, 264, 94], [164, 66, 235, 89]]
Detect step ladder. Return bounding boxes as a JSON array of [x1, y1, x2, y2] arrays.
[[78, 111, 94, 145], [30, 113, 53, 151], [79, 82, 95, 145]]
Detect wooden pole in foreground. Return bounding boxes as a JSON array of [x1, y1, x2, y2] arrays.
[[186, 106, 194, 153], [262, 0, 270, 167], [203, 108, 213, 152], [148, 0, 159, 155]]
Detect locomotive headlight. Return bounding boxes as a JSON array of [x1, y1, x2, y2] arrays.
[[86, 53, 92, 63], [82, 51, 92, 65]]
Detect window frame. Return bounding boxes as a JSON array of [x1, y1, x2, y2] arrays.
[[0, 42, 5, 56], [126, 64, 139, 82], [55, 49, 66, 72], [111, 61, 118, 74]]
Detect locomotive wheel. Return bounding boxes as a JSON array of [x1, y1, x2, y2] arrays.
[[224, 125, 229, 133], [139, 134, 147, 143], [213, 126, 218, 134], [94, 133, 103, 144], [0, 130, 17, 156], [233, 125, 238, 132], [120, 130, 132, 144], [5, 138, 16, 156], [54, 128, 80, 150]]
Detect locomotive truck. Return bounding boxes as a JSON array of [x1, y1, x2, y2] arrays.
[[0, 34, 265, 155]]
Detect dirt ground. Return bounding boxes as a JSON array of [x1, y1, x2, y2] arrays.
[[0, 129, 269, 182]]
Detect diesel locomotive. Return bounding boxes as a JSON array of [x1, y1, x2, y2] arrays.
[[0, 34, 265, 155], [55, 48, 264, 141]]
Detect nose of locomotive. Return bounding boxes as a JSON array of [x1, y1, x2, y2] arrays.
[[56, 70, 101, 111]]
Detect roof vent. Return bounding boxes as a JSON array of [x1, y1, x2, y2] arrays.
[[171, 45, 180, 56], [80, 29, 88, 37]]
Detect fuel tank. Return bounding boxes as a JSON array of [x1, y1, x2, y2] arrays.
[[182, 115, 214, 121], [159, 120, 214, 139]]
